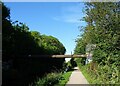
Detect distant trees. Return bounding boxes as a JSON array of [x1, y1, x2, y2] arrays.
[[74, 38, 86, 55], [74, 2, 120, 84]]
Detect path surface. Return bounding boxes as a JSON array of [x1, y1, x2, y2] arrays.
[[66, 67, 89, 85]]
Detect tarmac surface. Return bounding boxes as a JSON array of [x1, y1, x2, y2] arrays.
[[66, 67, 89, 85]]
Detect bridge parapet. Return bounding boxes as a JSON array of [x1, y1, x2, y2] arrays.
[[28, 54, 86, 58], [10, 54, 87, 58]]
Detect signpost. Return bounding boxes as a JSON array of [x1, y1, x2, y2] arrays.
[[85, 44, 96, 64]]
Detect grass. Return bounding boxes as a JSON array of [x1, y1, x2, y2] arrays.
[[77, 64, 94, 84], [57, 71, 72, 85], [77, 63, 101, 84], [77, 62, 120, 84], [75, 58, 120, 84], [30, 70, 72, 86], [31, 72, 62, 86], [75, 58, 96, 84]]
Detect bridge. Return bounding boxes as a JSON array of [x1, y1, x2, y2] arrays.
[[28, 54, 87, 58]]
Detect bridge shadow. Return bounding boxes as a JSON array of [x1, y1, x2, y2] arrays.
[[73, 67, 79, 71], [67, 67, 79, 72], [70, 69, 77, 71]]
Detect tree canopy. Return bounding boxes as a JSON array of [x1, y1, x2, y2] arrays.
[[2, 3, 66, 59], [74, 2, 120, 84], [2, 3, 66, 85]]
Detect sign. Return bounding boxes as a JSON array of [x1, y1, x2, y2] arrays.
[[85, 44, 96, 64]]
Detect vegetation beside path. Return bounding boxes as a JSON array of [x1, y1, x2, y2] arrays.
[[57, 71, 72, 85], [2, 2, 66, 86], [31, 70, 72, 86], [31, 60, 74, 86], [76, 59, 96, 84], [74, 2, 120, 84]]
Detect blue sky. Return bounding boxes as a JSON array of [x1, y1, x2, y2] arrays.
[[4, 2, 86, 56]]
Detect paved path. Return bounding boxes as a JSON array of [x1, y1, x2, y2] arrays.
[[66, 67, 89, 85]]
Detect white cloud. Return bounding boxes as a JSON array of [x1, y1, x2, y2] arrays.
[[53, 17, 60, 21], [53, 14, 85, 24], [53, 3, 85, 24], [61, 3, 82, 14], [62, 14, 85, 23]]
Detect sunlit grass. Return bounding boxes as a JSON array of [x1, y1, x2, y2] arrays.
[[57, 71, 72, 85], [76, 60, 119, 84], [77, 64, 95, 84], [30, 70, 72, 86]]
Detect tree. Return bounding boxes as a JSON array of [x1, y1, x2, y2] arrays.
[[75, 2, 120, 84], [2, 3, 13, 59], [83, 2, 120, 63], [41, 35, 66, 55], [2, 2, 67, 86]]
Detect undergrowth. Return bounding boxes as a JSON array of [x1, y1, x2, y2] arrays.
[[75, 58, 120, 84], [30, 70, 72, 86]]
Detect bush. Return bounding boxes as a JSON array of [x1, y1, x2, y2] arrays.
[[76, 58, 119, 84], [33, 72, 62, 86]]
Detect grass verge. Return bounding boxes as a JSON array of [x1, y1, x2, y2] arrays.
[[30, 70, 72, 86], [77, 64, 94, 84], [75, 58, 95, 84], [57, 71, 72, 85], [76, 58, 120, 84]]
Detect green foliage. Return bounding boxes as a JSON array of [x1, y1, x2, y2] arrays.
[[83, 2, 120, 64], [76, 58, 119, 84], [70, 58, 77, 68], [2, 2, 10, 20], [41, 35, 66, 55], [33, 72, 62, 86], [33, 71, 72, 86], [74, 2, 120, 84], [74, 38, 86, 54], [2, 3, 13, 58], [75, 59, 93, 83], [57, 71, 72, 85], [65, 61, 73, 71], [2, 3, 66, 86], [30, 31, 42, 47], [2, 2, 66, 57]]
